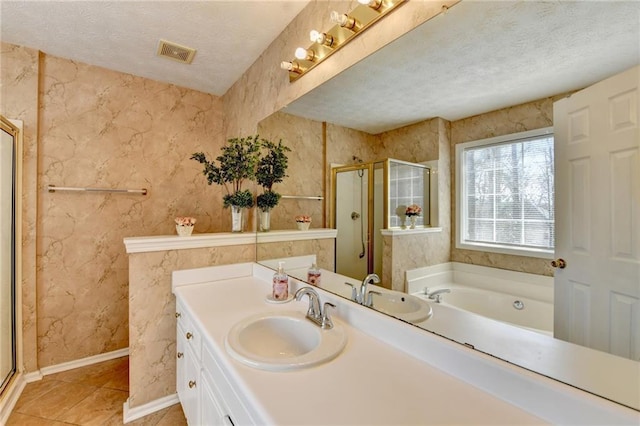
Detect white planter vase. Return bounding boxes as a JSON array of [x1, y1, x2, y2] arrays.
[[231, 206, 244, 233], [259, 210, 271, 232]]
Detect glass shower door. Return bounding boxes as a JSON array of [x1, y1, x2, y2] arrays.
[[333, 165, 371, 281]]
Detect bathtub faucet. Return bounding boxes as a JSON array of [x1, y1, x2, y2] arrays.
[[425, 288, 451, 303]]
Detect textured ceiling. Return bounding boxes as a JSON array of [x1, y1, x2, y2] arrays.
[[0, 0, 310, 96], [2, 1, 638, 133], [283, 1, 640, 134]]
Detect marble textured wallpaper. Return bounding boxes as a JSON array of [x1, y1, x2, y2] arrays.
[[128, 245, 254, 407], [381, 118, 452, 291], [36, 54, 225, 367], [256, 239, 335, 271], [0, 42, 40, 372], [450, 97, 563, 277], [257, 112, 324, 229]]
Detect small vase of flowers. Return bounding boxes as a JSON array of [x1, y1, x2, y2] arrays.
[[405, 204, 422, 229], [175, 216, 196, 236], [295, 215, 312, 231]]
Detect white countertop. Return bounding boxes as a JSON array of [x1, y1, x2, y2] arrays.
[[174, 273, 548, 425], [171, 263, 640, 425]]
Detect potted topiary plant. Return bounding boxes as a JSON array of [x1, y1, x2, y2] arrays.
[[256, 139, 290, 232], [191, 135, 261, 232]]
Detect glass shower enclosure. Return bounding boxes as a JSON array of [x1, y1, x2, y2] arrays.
[[331, 159, 430, 282]]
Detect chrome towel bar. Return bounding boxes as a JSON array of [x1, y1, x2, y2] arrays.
[[281, 195, 323, 201], [47, 185, 148, 195]]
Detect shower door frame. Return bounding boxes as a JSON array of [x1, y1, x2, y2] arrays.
[[0, 116, 21, 397]]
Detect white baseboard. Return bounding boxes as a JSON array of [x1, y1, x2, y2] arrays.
[[123, 393, 180, 423], [0, 373, 27, 425], [23, 370, 43, 383], [39, 347, 129, 377]]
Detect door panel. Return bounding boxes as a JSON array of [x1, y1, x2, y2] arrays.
[[554, 65, 640, 360]]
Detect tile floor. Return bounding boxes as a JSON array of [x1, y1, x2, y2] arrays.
[[7, 356, 187, 425]]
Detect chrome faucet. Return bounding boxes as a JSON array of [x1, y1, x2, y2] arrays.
[[424, 287, 451, 303], [344, 273, 380, 305], [294, 287, 335, 329], [360, 273, 380, 303]]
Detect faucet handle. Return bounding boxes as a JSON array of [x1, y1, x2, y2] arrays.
[[344, 282, 358, 302], [365, 290, 382, 307], [321, 302, 336, 329]]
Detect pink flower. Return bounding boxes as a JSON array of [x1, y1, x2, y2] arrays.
[[175, 216, 197, 226], [405, 204, 422, 217], [295, 215, 312, 223]]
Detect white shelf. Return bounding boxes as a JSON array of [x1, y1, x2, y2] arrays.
[[256, 228, 337, 243], [380, 227, 442, 237], [123, 229, 338, 254]]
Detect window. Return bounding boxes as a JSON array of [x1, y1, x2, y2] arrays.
[[456, 128, 555, 258]]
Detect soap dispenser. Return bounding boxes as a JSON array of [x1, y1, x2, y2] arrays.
[[307, 262, 321, 286], [272, 261, 289, 300]]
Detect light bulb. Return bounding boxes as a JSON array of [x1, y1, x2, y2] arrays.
[[294, 47, 307, 60], [280, 61, 303, 74], [294, 47, 315, 61], [309, 30, 322, 43], [330, 10, 360, 30], [309, 30, 334, 47], [330, 11, 348, 26], [280, 61, 294, 71]]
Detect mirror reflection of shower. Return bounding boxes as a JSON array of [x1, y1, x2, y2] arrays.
[[333, 159, 431, 284], [335, 164, 370, 281]]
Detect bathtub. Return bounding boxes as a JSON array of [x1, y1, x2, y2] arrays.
[[406, 262, 553, 335]]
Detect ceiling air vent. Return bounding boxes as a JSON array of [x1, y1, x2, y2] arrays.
[[157, 39, 196, 64]]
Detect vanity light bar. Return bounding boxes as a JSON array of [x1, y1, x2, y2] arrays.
[[282, 0, 406, 82]]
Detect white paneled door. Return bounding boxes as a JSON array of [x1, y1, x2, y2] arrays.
[[554, 65, 640, 360]]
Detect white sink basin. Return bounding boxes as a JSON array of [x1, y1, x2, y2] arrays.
[[372, 291, 432, 323], [225, 311, 347, 371]]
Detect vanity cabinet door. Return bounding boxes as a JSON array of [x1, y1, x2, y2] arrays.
[[201, 369, 229, 426], [177, 323, 200, 424], [202, 343, 254, 425]]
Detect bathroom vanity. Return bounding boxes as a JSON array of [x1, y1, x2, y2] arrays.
[[172, 263, 638, 425]]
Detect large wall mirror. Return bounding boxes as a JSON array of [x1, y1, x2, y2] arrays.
[[256, 1, 639, 411]]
